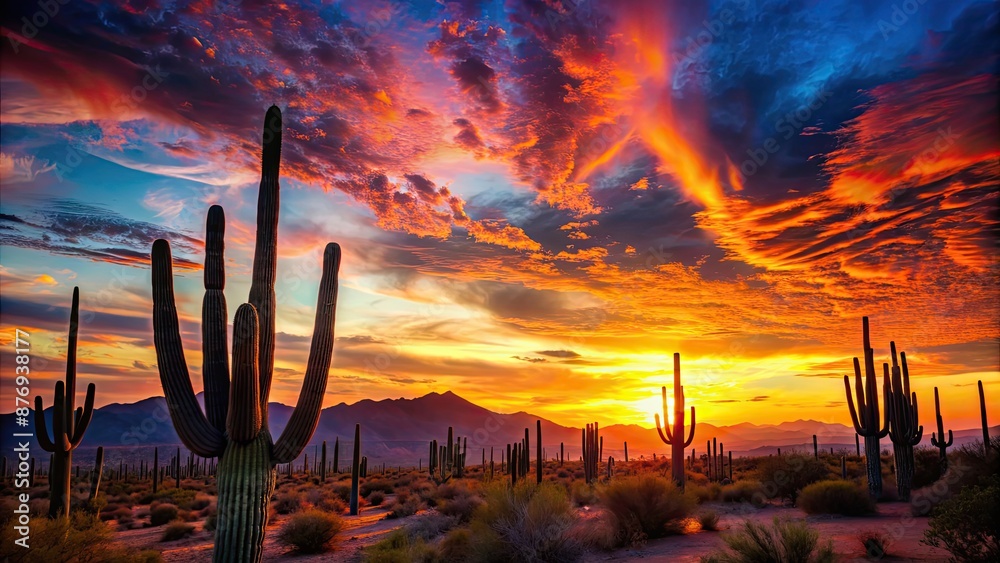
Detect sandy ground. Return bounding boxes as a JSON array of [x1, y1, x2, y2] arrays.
[[582, 501, 951, 562], [116, 498, 950, 562]]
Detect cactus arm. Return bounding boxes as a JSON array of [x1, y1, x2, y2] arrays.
[[910, 391, 923, 444], [151, 239, 226, 457], [660, 386, 675, 442], [228, 304, 262, 444], [69, 383, 96, 447], [654, 414, 670, 444], [249, 106, 283, 416], [683, 406, 696, 447], [844, 374, 865, 434], [202, 205, 230, 433], [272, 243, 341, 464], [34, 394, 57, 452], [944, 429, 953, 447]]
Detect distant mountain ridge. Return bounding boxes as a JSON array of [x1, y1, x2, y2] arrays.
[[4, 391, 995, 466]]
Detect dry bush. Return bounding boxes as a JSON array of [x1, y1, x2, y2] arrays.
[[600, 474, 695, 545], [278, 509, 343, 554], [272, 492, 302, 515], [699, 510, 721, 531], [368, 491, 386, 506], [0, 511, 163, 562], [857, 529, 892, 560], [701, 517, 835, 563], [149, 503, 179, 526], [721, 480, 765, 504], [797, 480, 875, 516], [160, 521, 196, 542]]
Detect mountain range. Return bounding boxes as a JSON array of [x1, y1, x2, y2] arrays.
[[4, 391, 994, 467]]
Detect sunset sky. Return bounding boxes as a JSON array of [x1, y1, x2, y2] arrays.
[[1, 0, 997, 431]]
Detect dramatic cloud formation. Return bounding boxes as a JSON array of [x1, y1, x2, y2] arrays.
[[0, 0, 996, 429]]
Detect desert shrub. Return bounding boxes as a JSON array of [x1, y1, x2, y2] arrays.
[[911, 438, 1000, 517], [0, 512, 163, 562], [361, 478, 395, 497], [567, 511, 618, 551], [368, 491, 386, 506], [332, 483, 352, 503], [406, 512, 459, 540], [912, 447, 943, 490], [385, 495, 421, 519], [570, 481, 598, 506], [857, 529, 892, 560], [101, 504, 133, 522], [797, 480, 875, 516], [305, 488, 347, 513], [600, 474, 694, 546], [149, 503, 179, 526], [160, 521, 196, 542], [755, 454, 832, 504], [362, 529, 437, 563], [278, 509, 344, 554], [700, 517, 835, 563], [699, 510, 721, 531], [272, 492, 302, 515], [466, 480, 581, 562], [721, 480, 765, 504], [186, 493, 212, 512], [204, 509, 218, 532], [440, 527, 472, 562], [922, 477, 1000, 562], [688, 482, 722, 503], [438, 490, 483, 523]]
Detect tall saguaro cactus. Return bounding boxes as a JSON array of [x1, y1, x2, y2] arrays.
[[34, 287, 97, 519], [151, 106, 340, 563], [979, 380, 990, 457], [886, 343, 922, 501], [930, 387, 953, 474], [89, 446, 104, 502], [655, 353, 696, 489], [844, 317, 889, 500]]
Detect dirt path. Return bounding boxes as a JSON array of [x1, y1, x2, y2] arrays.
[[583, 502, 951, 562]]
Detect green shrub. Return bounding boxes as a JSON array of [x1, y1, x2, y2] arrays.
[[755, 454, 832, 504], [689, 482, 722, 503], [149, 503, 179, 526], [922, 478, 1000, 562], [570, 481, 597, 506], [362, 529, 437, 563], [440, 527, 472, 562], [600, 474, 694, 545], [701, 517, 835, 563], [160, 521, 196, 542], [797, 480, 875, 516], [0, 512, 163, 562], [467, 480, 581, 562], [699, 510, 721, 531], [721, 480, 765, 504], [278, 509, 344, 554]]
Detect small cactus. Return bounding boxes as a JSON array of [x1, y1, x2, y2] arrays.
[[930, 387, 953, 474], [89, 446, 104, 502], [979, 380, 990, 457], [350, 424, 361, 515], [34, 287, 96, 519]]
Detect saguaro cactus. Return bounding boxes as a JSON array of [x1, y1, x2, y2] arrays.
[[320, 440, 327, 481], [844, 317, 889, 500], [350, 424, 361, 515], [886, 343, 922, 501], [536, 420, 542, 484], [34, 287, 97, 519], [151, 106, 340, 563], [930, 387, 953, 473], [582, 423, 600, 483], [979, 380, 990, 457], [89, 446, 104, 502], [655, 353, 696, 489]]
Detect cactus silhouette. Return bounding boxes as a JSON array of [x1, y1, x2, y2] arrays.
[[844, 317, 889, 500], [655, 353, 696, 489], [151, 106, 340, 563], [89, 446, 104, 502], [34, 287, 96, 519], [929, 387, 953, 473], [885, 342, 922, 501]]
